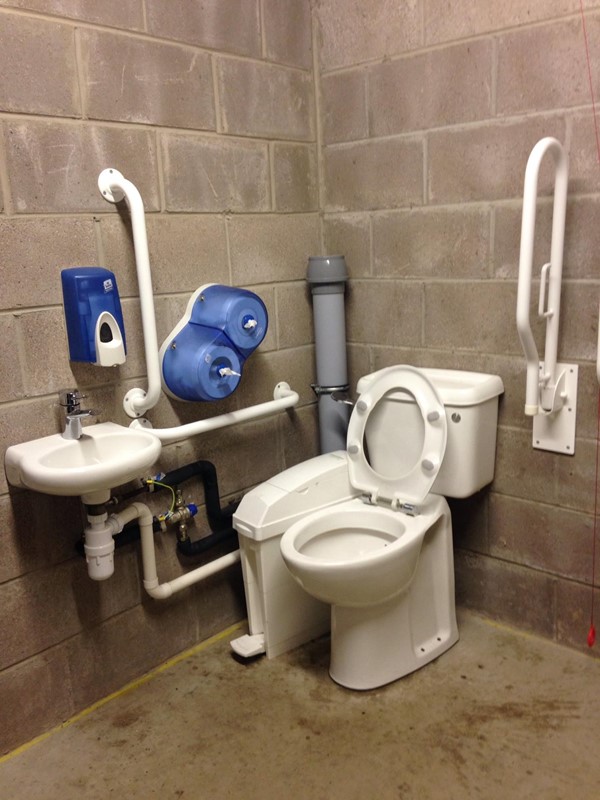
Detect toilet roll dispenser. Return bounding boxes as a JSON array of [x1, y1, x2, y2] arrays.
[[159, 283, 268, 402]]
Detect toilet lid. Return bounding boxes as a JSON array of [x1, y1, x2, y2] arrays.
[[346, 366, 447, 508]]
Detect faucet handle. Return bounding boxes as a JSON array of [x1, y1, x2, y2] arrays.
[[58, 389, 85, 413], [66, 407, 99, 417]]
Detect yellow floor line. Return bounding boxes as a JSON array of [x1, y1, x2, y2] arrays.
[[0, 620, 246, 765]]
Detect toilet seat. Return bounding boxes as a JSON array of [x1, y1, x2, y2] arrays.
[[346, 365, 447, 509]]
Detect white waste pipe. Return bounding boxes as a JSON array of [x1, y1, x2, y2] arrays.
[[84, 510, 117, 581], [129, 382, 299, 444], [98, 168, 163, 419], [516, 137, 569, 415], [111, 502, 240, 600]]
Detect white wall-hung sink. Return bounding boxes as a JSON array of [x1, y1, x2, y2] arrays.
[[4, 422, 162, 498]]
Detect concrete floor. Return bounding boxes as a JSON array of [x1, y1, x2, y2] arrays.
[[1, 610, 600, 800]]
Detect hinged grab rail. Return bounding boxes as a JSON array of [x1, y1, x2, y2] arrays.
[[516, 137, 569, 416], [515, 137, 578, 455]]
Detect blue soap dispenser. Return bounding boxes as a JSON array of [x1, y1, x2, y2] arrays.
[[61, 267, 127, 366]]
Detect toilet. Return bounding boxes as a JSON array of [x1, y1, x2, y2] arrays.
[[231, 365, 504, 690]]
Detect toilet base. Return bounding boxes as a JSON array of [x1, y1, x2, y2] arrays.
[[329, 597, 459, 690], [328, 509, 458, 690]]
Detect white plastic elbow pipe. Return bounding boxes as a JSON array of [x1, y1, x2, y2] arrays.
[[98, 169, 163, 418], [111, 502, 240, 600]]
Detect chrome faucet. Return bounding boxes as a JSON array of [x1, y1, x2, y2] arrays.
[[58, 390, 97, 440]]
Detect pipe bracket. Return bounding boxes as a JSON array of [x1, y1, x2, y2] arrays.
[[310, 383, 350, 397]]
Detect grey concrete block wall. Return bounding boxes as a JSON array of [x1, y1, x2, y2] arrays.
[[367, 39, 494, 135], [0, 14, 80, 117], [3, 120, 161, 213], [78, 30, 217, 129], [160, 134, 271, 212], [316, 0, 600, 665], [3, 0, 600, 758], [0, 0, 318, 755]]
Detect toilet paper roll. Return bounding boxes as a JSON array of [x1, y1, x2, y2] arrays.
[[190, 284, 268, 357], [161, 324, 243, 402]]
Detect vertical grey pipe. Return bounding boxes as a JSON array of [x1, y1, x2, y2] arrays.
[[307, 255, 350, 453]]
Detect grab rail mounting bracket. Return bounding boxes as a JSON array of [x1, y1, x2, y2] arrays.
[[532, 362, 578, 455]]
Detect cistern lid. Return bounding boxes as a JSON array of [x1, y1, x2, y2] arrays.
[[346, 365, 447, 510]]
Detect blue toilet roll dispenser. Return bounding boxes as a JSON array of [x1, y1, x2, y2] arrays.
[[159, 284, 268, 402]]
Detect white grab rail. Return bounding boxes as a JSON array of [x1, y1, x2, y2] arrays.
[[98, 168, 163, 418], [130, 382, 299, 444], [97, 169, 299, 443], [516, 137, 569, 415]]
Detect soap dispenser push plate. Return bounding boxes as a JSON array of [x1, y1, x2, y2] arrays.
[[532, 361, 578, 455]]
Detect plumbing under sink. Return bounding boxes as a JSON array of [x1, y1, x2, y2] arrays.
[[4, 421, 161, 498]]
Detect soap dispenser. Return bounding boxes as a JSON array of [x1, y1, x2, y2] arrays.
[[61, 267, 126, 366]]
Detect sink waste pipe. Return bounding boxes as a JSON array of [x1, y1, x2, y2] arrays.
[[79, 459, 240, 569], [81, 499, 236, 560], [307, 256, 350, 453], [110, 502, 240, 599], [83, 504, 119, 581]]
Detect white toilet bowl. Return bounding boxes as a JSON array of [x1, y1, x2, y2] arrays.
[[231, 365, 504, 690], [280, 366, 458, 689], [280, 499, 428, 608], [281, 494, 456, 690]]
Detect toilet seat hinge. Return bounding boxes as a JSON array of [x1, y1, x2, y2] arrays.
[[399, 502, 419, 517], [362, 493, 419, 516]]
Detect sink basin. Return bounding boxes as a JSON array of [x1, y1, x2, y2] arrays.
[[4, 422, 162, 497]]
